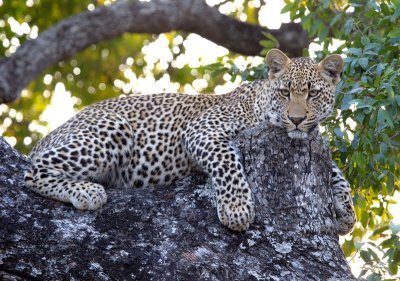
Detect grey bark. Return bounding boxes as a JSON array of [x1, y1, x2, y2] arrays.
[[0, 125, 355, 280], [0, 0, 309, 103]]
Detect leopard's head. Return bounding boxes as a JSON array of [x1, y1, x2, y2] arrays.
[[255, 49, 343, 139]]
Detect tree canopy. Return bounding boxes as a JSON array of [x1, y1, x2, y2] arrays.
[[0, 0, 399, 279]]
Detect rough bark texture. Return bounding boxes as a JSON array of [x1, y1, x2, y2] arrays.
[[0, 125, 355, 280], [0, 0, 309, 103]]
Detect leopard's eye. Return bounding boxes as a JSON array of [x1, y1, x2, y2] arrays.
[[279, 89, 290, 98], [309, 89, 321, 98]]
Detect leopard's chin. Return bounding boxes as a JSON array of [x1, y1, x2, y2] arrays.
[[287, 130, 308, 139]]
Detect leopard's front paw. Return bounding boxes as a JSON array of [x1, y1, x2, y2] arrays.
[[217, 199, 255, 231], [70, 182, 107, 211]]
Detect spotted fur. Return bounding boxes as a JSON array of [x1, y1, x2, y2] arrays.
[[332, 162, 356, 235], [25, 49, 355, 234]]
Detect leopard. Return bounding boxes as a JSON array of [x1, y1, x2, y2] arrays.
[[25, 49, 356, 234]]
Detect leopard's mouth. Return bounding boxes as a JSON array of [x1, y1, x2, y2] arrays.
[[287, 129, 308, 139], [287, 124, 318, 139]]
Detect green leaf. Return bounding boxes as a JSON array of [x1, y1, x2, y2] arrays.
[[348, 87, 363, 95], [335, 138, 347, 152], [380, 142, 388, 155], [354, 110, 365, 123], [329, 13, 342, 27], [210, 67, 228, 79], [361, 36, 370, 46], [351, 98, 370, 109], [348, 48, 362, 57], [341, 94, 354, 110], [371, 225, 389, 237], [360, 210, 369, 228], [259, 40, 277, 49], [389, 260, 398, 275], [377, 109, 394, 128], [352, 152, 367, 169], [376, 63, 385, 76], [367, 248, 380, 262], [380, 3, 391, 16], [334, 127, 344, 138], [344, 18, 354, 35], [393, 248, 400, 263], [281, 2, 297, 14], [387, 252, 400, 275], [318, 27, 329, 42], [391, 6, 400, 22], [322, 0, 330, 9], [358, 58, 369, 69], [360, 250, 371, 262], [366, 272, 382, 281], [387, 173, 395, 194], [261, 32, 279, 44], [387, 28, 400, 38], [381, 236, 396, 249], [342, 239, 356, 256]]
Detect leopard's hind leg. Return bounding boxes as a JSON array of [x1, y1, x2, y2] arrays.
[[25, 109, 134, 210], [25, 166, 107, 210]]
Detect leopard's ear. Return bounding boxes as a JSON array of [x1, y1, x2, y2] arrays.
[[318, 54, 343, 85], [266, 49, 291, 80]]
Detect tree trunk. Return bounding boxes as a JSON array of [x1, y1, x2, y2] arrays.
[[0, 125, 355, 280]]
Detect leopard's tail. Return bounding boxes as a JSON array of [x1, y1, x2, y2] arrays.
[[24, 169, 35, 188]]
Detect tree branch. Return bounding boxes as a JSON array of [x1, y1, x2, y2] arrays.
[[0, 124, 355, 280], [0, 0, 309, 103]]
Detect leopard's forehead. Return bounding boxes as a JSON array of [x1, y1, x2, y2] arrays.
[[279, 57, 322, 88], [291, 57, 315, 65], [288, 58, 318, 76]]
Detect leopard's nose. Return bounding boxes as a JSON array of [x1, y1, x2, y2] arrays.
[[289, 116, 306, 126]]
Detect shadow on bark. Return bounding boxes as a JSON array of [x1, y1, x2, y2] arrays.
[[0, 125, 355, 280]]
